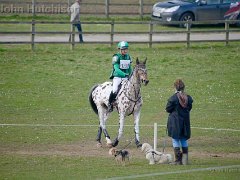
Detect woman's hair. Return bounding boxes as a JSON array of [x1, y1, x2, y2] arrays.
[[174, 79, 185, 91]]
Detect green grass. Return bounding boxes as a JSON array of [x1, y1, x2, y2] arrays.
[[0, 156, 239, 179], [0, 43, 240, 179]]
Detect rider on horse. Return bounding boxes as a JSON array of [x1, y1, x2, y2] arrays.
[[108, 41, 133, 112]]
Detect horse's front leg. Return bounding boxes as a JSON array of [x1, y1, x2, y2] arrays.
[[133, 109, 142, 148], [112, 113, 125, 147]]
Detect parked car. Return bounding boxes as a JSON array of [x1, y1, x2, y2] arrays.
[[152, 0, 240, 27]]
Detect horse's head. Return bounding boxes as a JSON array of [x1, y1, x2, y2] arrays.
[[135, 57, 149, 86]]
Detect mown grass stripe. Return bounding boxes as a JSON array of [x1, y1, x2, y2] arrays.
[[1, 123, 240, 132], [104, 165, 240, 180]]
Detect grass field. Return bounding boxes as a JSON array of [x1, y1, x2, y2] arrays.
[[0, 42, 240, 179]]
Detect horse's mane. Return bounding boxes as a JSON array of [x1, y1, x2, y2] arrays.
[[128, 67, 135, 80]]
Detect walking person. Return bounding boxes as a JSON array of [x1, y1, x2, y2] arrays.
[[108, 41, 132, 112], [166, 79, 193, 165], [69, 0, 84, 43]]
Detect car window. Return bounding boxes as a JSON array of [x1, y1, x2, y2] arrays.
[[207, 0, 221, 4], [223, 0, 239, 3], [222, 0, 231, 3], [182, 0, 197, 2]]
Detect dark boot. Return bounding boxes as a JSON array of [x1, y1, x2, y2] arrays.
[[182, 147, 188, 165], [108, 91, 117, 112], [171, 147, 182, 165]]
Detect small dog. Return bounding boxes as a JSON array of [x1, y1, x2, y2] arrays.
[[109, 147, 130, 165], [141, 143, 173, 165]]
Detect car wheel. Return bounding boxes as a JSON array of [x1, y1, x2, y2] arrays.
[[179, 12, 194, 28]]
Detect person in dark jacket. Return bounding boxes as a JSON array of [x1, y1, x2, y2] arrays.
[[166, 79, 193, 165]]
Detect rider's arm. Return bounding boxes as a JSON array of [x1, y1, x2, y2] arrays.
[[113, 63, 128, 78], [112, 56, 128, 78]]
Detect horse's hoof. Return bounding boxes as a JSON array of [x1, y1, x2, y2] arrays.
[[97, 142, 102, 148], [112, 139, 119, 147], [136, 143, 142, 148]]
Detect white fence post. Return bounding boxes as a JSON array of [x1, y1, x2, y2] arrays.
[[154, 123, 157, 151]]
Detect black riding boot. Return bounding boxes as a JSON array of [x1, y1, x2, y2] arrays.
[[108, 91, 117, 112], [171, 147, 182, 165]]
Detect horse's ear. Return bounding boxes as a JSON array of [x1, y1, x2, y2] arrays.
[[143, 58, 147, 64], [136, 57, 140, 65]]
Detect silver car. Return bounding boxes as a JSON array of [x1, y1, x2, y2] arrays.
[[152, 0, 239, 26]]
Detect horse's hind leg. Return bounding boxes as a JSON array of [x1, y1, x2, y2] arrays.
[[96, 126, 102, 147], [98, 107, 112, 147], [103, 128, 112, 147]]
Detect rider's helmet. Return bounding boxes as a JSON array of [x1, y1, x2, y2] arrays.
[[118, 41, 129, 50]]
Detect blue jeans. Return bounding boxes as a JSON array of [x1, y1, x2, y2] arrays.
[[74, 23, 83, 42], [69, 23, 83, 42], [172, 138, 188, 148]]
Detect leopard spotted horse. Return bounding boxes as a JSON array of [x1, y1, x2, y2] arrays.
[[89, 58, 149, 148]]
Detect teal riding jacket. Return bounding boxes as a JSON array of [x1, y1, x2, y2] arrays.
[[109, 53, 132, 79]]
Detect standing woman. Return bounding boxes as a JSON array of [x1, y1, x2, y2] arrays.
[[166, 79, 193, 165]]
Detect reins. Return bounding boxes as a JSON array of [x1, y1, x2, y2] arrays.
[[126, 79, 142, 115], [126, 82, 141, 103]]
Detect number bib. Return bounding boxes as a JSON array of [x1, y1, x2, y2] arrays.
[[120, 60, 130, 69]]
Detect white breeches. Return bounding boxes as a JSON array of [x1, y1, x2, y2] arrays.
[[112, 77, 127, 93]]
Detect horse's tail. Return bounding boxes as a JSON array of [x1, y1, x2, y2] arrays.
[[89, 84, 99, 115]]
